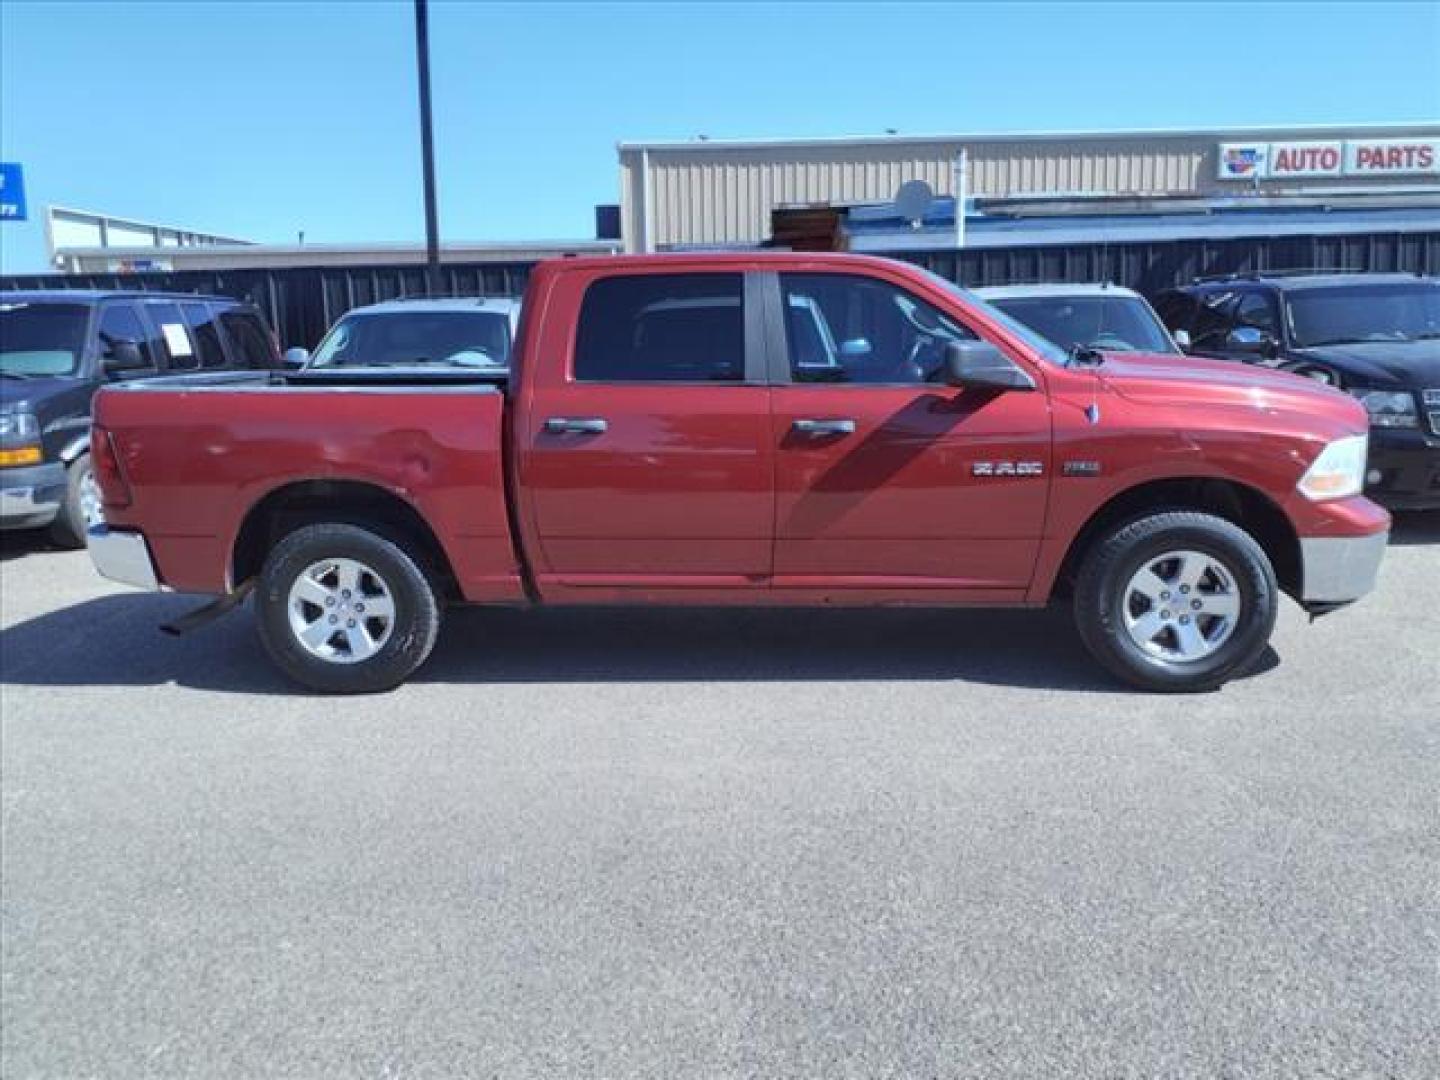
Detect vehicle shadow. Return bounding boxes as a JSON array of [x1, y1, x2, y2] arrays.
[[0, 530, 63, 562], [0, 591, 1269, 696], [1389, 510, 1440, 546]]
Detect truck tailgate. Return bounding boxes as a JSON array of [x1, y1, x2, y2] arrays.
[[94, 380, 523, 601]]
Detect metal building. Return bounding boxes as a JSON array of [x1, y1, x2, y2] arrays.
[[619, 122, 1440, 251]]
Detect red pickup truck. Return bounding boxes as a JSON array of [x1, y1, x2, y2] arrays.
[[86, 253, 1389, 693]]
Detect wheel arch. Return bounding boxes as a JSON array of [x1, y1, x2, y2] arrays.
[[1051, 477, 1302, 600], [231, 479, 459, 598]]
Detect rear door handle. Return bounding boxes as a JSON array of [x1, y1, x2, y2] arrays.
[[791, 418, 856, 437], [544, 417, 608, 435]]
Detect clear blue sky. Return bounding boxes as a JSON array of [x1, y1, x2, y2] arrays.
[[2, 1, 1437, 273]]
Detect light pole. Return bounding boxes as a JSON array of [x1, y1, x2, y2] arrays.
[[414, 0, 441, 294]]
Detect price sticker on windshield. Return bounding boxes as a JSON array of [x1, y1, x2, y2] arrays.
[[160, 323, 193, 357]]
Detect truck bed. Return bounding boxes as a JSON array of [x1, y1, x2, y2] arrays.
[[94, 371, 524, 601]]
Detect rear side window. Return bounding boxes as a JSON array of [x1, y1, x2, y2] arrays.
[[574, 273, 744, 382], [218, 308, 278, 368], [143, 302, 196, 369], [181, 302, 228, 368]]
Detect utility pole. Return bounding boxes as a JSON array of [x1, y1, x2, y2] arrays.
[[414, 0, 441, 294]]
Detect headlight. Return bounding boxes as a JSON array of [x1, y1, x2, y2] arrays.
[[0, 411, 42, 467], [0, 411, 40, 446], [1348, 389, 1418, 429], [1297, 434, 1368, 501]]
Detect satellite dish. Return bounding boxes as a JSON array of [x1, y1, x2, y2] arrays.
[[894, 179, 935, 228]]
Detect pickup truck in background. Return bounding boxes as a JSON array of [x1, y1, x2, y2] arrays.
[[87, 254, 1390, 694], [283, 296, 521, 375], [976, 283, 1185, 357]]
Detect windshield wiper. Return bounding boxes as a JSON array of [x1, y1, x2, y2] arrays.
[[0, 371, 35, 380]]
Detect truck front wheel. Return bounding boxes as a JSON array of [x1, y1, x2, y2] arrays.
[[1073, 511, 1278, 692], [255, 523, 441, 693]]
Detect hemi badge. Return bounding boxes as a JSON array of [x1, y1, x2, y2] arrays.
[[1063, 460, 1102, 476]]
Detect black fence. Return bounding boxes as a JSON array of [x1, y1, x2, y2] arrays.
[[5, 229, 1436, 348]]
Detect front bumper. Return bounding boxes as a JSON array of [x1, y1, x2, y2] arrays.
[[0, 461, 66, 529], [1364, 427, 1440, 511], [1299, 530, 1388, 605], [87, 525, 162, 591]]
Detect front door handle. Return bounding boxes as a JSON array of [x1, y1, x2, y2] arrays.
[[791, 418, 857, 437], [544, 417, 608, 435]]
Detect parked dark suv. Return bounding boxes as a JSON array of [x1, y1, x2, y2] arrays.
[[1154, 273, 1440, 511], [1, 290, 280, 546]]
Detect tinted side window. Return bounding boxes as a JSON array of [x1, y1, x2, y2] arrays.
[[575, 273, 744, 382], [96, 303, 156, 369], [1152, 291, 1198, 335], [143, 302, 197, 369], [218, 308, 278, 368], [1234, 292, 1278, 335], [1190, 291, 1239, 349], [182, 302, 228, 368], [780, 273, 977, 384]]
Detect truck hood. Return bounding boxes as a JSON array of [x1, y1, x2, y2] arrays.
[[1093, 351, 1365, 429], [1287, 340, 1440, 388], [0, 375, 78, 411]]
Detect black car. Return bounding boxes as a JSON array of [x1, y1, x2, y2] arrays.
[[1154, 273, 1440, 511], [0, 290, 280, 546]]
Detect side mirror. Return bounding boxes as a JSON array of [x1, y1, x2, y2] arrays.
[[103, 339, 147, 374], [839, 337, 872, 358], [1173, 328, 1192, 349], [283, 347, 310, 369], [1226, 326, 1271, 353], [943, 340, 1036, 391]]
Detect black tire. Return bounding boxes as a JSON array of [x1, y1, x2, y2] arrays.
[[255, 523, 441, 694], [1073, 511, 1278, 693], [48, 453, 95, 549]]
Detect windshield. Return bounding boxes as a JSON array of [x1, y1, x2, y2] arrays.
[[989, 295, 1179, 355], [0, 301, 89, 377], [311, 310, 512, 368], [1288, 282, 1440, 347], [917, 270, 1070, 367]]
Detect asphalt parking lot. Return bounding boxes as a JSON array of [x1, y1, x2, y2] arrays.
[[2, 517, 1437, 1079]]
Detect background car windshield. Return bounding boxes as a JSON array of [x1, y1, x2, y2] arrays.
[[919, 270, 1070, 366], [992, 296, 1178, 354], [1288, 284, 1440, 347], [0, 302, 89, 376], [311, 311, 511, 368]]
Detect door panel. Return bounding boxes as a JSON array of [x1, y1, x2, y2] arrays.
[[772, 385, 1051, 591], [524, 385, 773, 578], [519, 269, 773, 586], [768, 271, 1052, 596]]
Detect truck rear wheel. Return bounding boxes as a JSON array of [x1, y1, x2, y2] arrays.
[[1073, 511, 1278, 692], [255, 523, 441, 694]]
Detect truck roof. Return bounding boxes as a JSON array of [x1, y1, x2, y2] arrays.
[[537, 251, 920, 273], [343, 297, 522, 316], [976, 283, 1144, 301]]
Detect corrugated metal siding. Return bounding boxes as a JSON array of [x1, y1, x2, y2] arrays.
[[6, 231, 1435, 347], [622, 130, 1439, 250]]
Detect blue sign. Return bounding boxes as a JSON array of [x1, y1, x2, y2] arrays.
[[0, 163, 28, 221]]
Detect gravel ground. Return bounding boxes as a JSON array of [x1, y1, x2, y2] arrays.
[[2, 515, 1437, 1078]]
